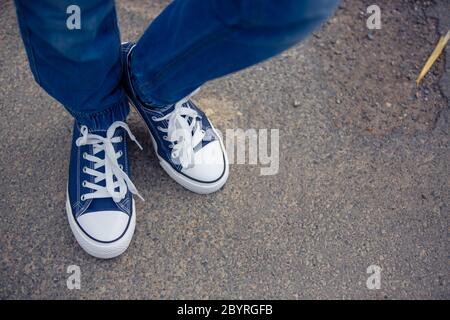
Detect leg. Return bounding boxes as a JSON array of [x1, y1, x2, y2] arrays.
[[14, 0, 128, 130], [130, 0, 339, 106], [121, 0, 338, 194], [15, 1, 141, 258]]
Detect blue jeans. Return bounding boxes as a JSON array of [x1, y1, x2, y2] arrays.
[[15, 0, 338, 130]]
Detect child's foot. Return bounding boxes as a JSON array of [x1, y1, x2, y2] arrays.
[[121, 42, 229, 194], [66, 121, 143, 259]]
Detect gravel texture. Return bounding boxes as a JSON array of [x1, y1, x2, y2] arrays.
[[0, 0, 448, 299]]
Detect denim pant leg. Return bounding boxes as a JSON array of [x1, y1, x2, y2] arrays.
[[14, 0, 129, 130], [130, 0, 339, 106]]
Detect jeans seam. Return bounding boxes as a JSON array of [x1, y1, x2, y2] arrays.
[[210, 0, 266, 29], [138, 26, 234, 96], [253, 1, 265, 26], [15, 3, 42, 85], [112, 4, 123, 72]]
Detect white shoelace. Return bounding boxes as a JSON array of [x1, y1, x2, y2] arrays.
[[152, 90, 205, 169], [76, 121, 143, 203]]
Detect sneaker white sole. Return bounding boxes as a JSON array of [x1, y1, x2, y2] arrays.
[[130, 101, 229, 194], [65, 193, 136, 259]]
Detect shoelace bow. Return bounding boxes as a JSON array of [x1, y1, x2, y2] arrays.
[[152, 90, 205, 169], [76, 121, 144, 203]]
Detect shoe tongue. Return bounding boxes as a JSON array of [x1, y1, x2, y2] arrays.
[[161, 104, 175, 113], [89, 127, 108, 136], [84, 128, 125, 214], [85, 197, 121, 214], [143, 102, 174, 113]]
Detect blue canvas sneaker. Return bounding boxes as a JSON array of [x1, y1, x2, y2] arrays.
[[121, 42, 229, 194], [66, 121, 143, 259]]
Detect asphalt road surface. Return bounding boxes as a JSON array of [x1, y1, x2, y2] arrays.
[[0, 0, 448, 299]]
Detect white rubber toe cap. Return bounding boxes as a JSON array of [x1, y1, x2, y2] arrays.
[[181, 140, 227, 182], [77, 211, 130, 243]]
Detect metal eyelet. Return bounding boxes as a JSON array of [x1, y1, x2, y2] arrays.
[[80, 195, 86, 201], [82, 167, 87, 173], [151, 116, 157, 121], [82, 180, 87, 187]]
